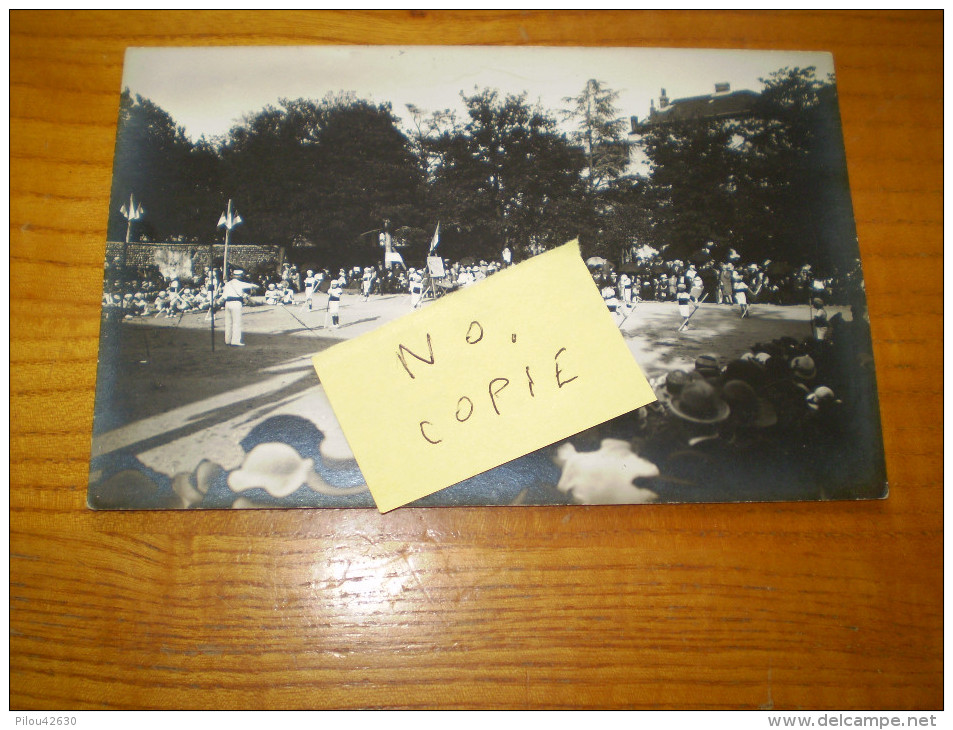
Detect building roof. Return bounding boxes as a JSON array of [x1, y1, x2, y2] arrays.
[[632, 84, 760, 131]]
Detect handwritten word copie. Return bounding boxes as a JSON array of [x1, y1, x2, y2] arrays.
[[397, 324, 579, 446]]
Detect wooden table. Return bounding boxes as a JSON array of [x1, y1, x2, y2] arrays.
[[10, 11, 942, 710]]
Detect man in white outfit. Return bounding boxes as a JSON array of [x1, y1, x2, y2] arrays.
[[304, 269, 316, 310], [222, 268, 259, 346]]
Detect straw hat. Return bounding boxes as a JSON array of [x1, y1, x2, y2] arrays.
[[790, 355, 817, 381], [806, 386, 841, 411], [668, 381, 730, 424], [693, 353, 721, 379]]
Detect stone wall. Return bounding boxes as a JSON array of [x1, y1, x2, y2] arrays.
[[104, 242, 281, 281]]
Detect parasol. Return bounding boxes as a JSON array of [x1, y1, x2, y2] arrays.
[[767, 261, 793, 277], [689, 248, 712, 265]]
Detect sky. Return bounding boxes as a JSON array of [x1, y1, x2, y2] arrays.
[[122, 46, 836, 142]]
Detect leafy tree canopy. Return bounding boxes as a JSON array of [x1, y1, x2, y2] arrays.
[[637, 66, 855, 273], [562, 78, 629, 193], [108, 90, 212, 242], [428, 88, 584, 261], [108, 67, 856, 274]]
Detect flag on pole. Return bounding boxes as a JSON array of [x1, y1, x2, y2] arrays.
[[218, 207, 243, 230], [385, 251, 405, 267], [429, 222, 440, 254], [120, 195, 143, 221]]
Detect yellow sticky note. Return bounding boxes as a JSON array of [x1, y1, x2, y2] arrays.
[[312, 240, 656, 512]]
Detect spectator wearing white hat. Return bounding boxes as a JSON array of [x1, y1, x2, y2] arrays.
[[601, 285, 622, 325], [619, 272, 633, 306], [656, 273, 669, 301], [361, 267, 375, 302], [279, 282, 294, 306], [733, 270, 751, 317]]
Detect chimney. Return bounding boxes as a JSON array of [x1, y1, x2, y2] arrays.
[[659, 88, 669, 108], [714, 82, 730, 94]]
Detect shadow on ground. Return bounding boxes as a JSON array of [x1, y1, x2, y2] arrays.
[[93, 317, 337, 434]]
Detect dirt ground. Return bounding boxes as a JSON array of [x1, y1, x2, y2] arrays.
[[91, 291, 830, 482]]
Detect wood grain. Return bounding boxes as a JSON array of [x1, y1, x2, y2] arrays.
[[10, 10, 942, 710]]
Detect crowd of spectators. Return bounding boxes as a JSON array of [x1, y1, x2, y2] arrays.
[[590, 249, 865, 309], [101, 272, 221, 318], [102, 244, 865, 323], [565, 294, 881, 503], [92, 245, 881, 508]]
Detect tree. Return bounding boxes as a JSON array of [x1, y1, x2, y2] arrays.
[[638, 66, 851, 270], [175, 135, 222, 242], [560, 79, 657, 265], [219, 95, 423, 268], [108, 90, 204, 242], [218, 98, 325, 251], [429, 89, 584, 261], [639, 115, 744, 261], [739, 67, 856, 273], [586, 175, 655, 263], [312, 98, 423, 256], [562, 79, 629, 193], [404, 103, 457, 181]]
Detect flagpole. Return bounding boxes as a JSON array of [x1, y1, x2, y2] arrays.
[[209, 240, 216, 352], [119, 193, 142, 316], [215, 199, 242, 351], [121, 199, 132, 316], [122, 194, 133, 278], [223, 198, 232, 281], [381, 218, 392, 269]]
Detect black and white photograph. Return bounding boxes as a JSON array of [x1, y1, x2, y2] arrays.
[[88, 45, 887, 510]]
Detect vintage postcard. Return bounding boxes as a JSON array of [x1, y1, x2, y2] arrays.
[[88, 46, 887, 509]]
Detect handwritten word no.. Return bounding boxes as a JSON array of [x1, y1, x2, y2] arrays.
[[396, 320, 578, 445]]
